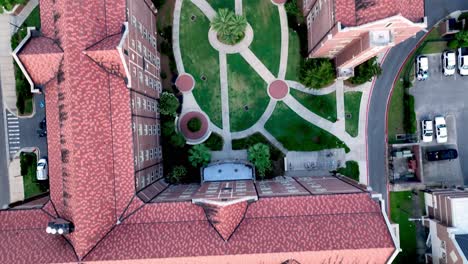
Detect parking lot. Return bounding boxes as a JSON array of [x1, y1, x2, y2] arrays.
[[410, 53, 467, 186]]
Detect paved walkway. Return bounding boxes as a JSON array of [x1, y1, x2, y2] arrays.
[[0, 14, 18, 114], [277, 5, 288, 80], [173, 0, 185, 74], [174, 0, 371, 184]]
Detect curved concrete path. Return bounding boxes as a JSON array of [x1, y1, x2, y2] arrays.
[[286, 80, 337, 95]]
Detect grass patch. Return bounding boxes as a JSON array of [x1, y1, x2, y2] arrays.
[[344, 92, 362, 137], [227, 53, 269, 132], [205, 132, 224, 151], [180, 1, 222, 128], [390, 191, 418, 264], [290, 89, 337, 122], [337, 161, 359, 181], [420, 41, 447, 54], [206, 0, 235, 11], [265, 102, 349, 152], [286, 29, 302, 81], [20, 152, 48, 199], [388, 80, 417, 144], [244, 0, 281, 76], [232, 132, 284, 178]]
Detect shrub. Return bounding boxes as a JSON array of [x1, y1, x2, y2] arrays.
[[167, 165, 187, 184], [204, 133, 224, 151], [162, 119, 176, 137], [211, 9, 247, 45], [187, 117, 202, 132], [337, 161, 360, 181], [455, 30, 468, 47], [170, 133, 186, 148], [299, 58, 336, 88], [348, 57, 382, 85], [160, 71, 167, 79], [0, 0, 26, 12], [248, 143, 271, 179], [448, 39, 459, 49], [188, 144, 211, 167], [159, 92, 179, 116], [151, 0, 165, 9]]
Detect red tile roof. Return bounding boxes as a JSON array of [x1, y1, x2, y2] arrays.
[[335, 0, 424, 26], [0, 209, 77, 263], [84, 33, 127, 78], [200, 201, 249, 241], [84, 193, 395, 262], [17, 36, 63, 85]]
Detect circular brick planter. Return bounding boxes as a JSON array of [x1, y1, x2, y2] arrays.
[[175, 73, 195, 93], [268, 80, 289, 100], [178, 111, 211, 144], [208, 24, 254, 54]]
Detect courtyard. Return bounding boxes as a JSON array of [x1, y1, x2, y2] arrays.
[[173, 0, 371, 183]]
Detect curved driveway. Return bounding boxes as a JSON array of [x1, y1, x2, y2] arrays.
[[367, 0, 468, 204]]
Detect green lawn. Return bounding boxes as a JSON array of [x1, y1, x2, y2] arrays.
[[390, 191, 418, 264], [286, 30, 302, 81], [265, 102, 349, 152], [180, 1, 222, 128], [23, 6, 41, 27], [20, 152, 47, 199], [290, 89, 337, 122], [227, 54, 269, 132], [206, 0, 235, 11], [388, 80, 417, 144], [420, 41, 447, 54], [244, 0, 281, 76], [344, 92, 362, 137], [337, 161, 359, 181]]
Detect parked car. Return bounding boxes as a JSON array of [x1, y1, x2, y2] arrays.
[[416, 55, 429, 80], [37, 158, 48, 180], [435, 116, 448, 143], [421, 120, 433, 142], [458, 47, 468, 76], [443, 51, 456, 76], [426, 149, 458, 161]]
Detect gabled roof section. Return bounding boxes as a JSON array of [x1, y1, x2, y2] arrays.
[[0, 209, 77, 263], [84, 33, 126, 79], [199, 201, 249, 241], [335, 0, 425, 27], [17, 36, 63, 86]]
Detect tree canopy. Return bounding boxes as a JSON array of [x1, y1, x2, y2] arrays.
[[159, 92, 179, 117], [299, 58, 336, 89], [167, 165, 187, 184], [188, 144, 211, 167], [211, 9, 247, 45], [248, 143, 271, 179], [0, 0, 26, 13], [348, 57, 382, 85]]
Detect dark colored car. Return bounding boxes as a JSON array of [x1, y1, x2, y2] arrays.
[[426, 149, 458, 161]]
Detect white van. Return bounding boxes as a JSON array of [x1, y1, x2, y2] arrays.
[[416, 55, 429, 80], [37, 158, 48, 180]]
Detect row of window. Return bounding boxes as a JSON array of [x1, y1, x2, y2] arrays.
[[132, 96, 159, 113], [133, 66, 162, 92], [130, 39, 160, 70], [131, 15, 157, 49], [136, 165, 163, 190], [135, 146, 162, 165], [133, 123, 161, 136]]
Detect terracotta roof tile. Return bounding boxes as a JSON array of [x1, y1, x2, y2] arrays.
[[200, 201, 249, 241], [84, 33, 127, 78], [335, 0, 424, 26]]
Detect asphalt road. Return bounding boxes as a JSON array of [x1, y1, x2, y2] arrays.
[[367, 0, 468, 205]]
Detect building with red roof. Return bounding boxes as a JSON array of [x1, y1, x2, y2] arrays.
[[301, 0, 427, 76], [1, 0, 400, 263]]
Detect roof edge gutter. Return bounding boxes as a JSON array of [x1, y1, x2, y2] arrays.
[[371, 193, 402, 263], [12, 27, 40, 94]]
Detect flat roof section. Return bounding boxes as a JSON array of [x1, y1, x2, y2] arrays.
[[193, 181, 257, 203], [295, 176, 363, 195], [203, 162, 254, 182], [152, 184, 200, 202], [255, 176, 310, 197]]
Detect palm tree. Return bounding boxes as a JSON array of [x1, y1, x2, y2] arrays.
[[228, 15, 247, 40], [248, 143, 271, 179], [211, 9, 233, 38]]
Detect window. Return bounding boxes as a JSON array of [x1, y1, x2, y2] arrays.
[[147, 100, 151, 110], [150, 149, 154, 159], [136, 97, 141, 108], [144, 124, 148, 135], [132, 122, 136, 132], [134, 155, 138, 166], [132, 15, 136, 26], [141, 176, 145, 187], [145, 150, 149, 161], [139, 151, 144, 162], [138, 124, 143, 136], [137, 41, 142, 53], [149, 77, 153, 88], [131, 39, 135, 49], [132, 66, 136, 76], [156, 81, 162, 93], [138, 22, 143, 33], [157, 124, 161, 135], [139, 72, 143, 83], [131, 99, 135, 109], [136, 177, 139, 188], [156, 57, 160, 69]]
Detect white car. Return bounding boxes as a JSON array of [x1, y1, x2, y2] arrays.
[[421, 120, 433, 143], [443, 51, 456, 76], [416, 55, 429, 80], [458, 47, 468, 76], [37, 158, 48, 180], [435, 116, 448, 143]]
